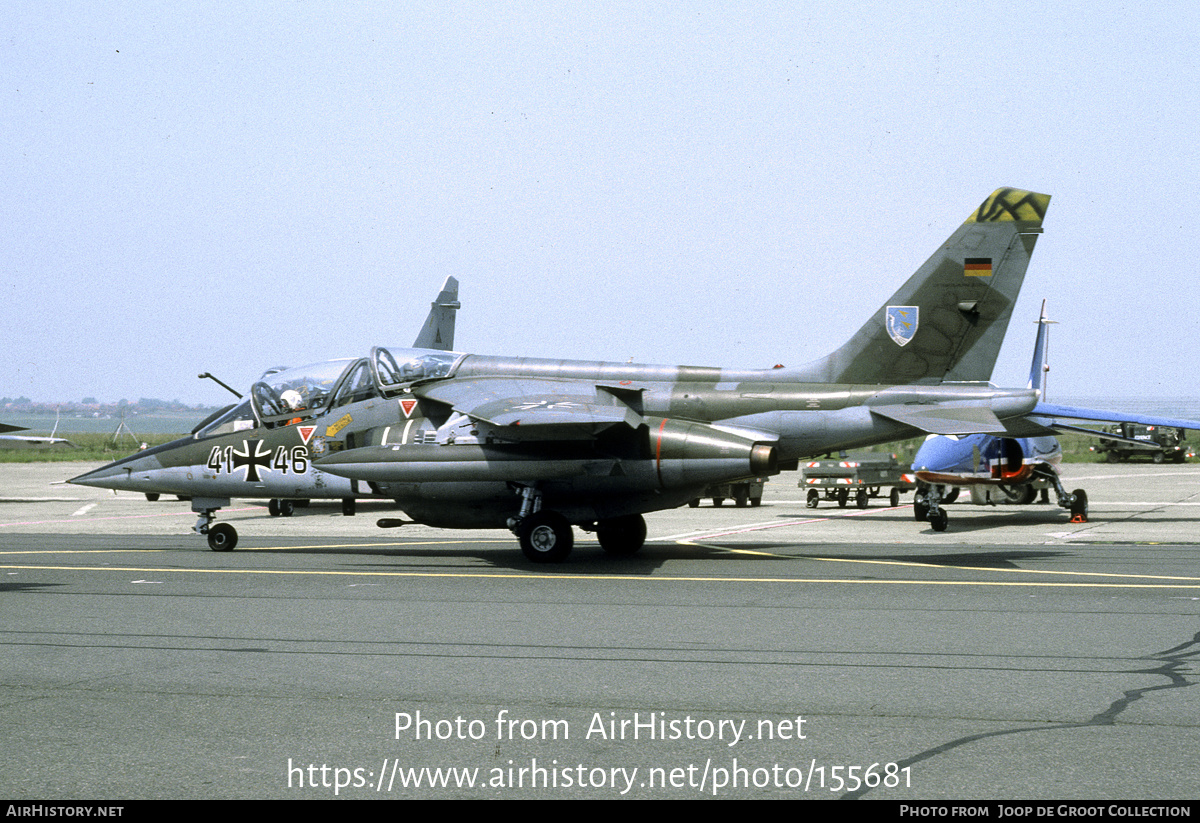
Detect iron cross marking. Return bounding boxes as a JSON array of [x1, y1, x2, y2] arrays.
[[232, 439, 272, 482]]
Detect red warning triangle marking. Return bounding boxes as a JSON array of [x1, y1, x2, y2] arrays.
[[400, 398, 418, 418], [297, 425, 316, 445]]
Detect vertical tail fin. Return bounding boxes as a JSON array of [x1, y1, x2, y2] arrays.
[[412, 276, 461, 351], [1027, 300, 1055, 396], [795, 188, 1050, 385]]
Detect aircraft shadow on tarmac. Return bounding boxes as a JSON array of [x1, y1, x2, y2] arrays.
[[670, 541, 1072, 569], [235, 539, 723, 575], [0, 582, 68, 594], [230, 536, 1071, 574]]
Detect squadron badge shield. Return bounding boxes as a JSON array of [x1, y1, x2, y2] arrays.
[[886, 306, 918, 347]]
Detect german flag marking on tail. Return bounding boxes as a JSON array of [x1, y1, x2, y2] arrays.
[[964, 257, 993, 277]]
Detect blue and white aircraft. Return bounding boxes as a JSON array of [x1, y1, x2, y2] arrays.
[[910, 302, 1200, 531]]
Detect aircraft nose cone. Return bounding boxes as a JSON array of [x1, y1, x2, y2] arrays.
[[68, 462, 131, 490]]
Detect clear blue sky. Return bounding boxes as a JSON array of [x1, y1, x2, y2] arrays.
[[4, 2, 1198, 405]]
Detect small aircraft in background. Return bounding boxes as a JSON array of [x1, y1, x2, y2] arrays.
[[910, 302, 1200, 531], [73, 187, 1060, 561], [0, 422, 75, 450]]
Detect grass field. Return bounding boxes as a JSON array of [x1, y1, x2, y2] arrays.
[[0, 432, 185, 463]]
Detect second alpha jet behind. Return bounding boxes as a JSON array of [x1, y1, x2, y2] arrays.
[[911, 301, 1200, 532], [73, 187, 1051, 562]]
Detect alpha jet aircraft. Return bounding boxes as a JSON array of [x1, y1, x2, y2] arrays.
[[73, 187, 1053, 562], [910, 302, 1200, 531]]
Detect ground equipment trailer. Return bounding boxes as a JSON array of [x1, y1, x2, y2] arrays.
[[801, 452, 916, 508]]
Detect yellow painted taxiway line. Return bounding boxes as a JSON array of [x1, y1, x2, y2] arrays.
[[2, 559, 1199, 589]]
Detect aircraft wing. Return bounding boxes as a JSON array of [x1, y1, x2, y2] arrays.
[[0, 423, 29, 434], [869, 403, 1007, 435], [414, 376, 643, 438], [1043, 422, 1169, 445], [1030, 403, 1200, 432]]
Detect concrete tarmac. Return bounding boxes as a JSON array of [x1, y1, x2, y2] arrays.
[[2, 461, 1199, 799]]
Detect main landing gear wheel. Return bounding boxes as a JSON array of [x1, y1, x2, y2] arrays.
[[519, 511, 574, 563], [597, 514, 647, 557], [267, 499, 295, 516], [929, 509, 948, 532], [208, 522, 237, 551], [342, 497, 357, 516], [145, 493, 160, 502], [1069, 489, 1089, 523]]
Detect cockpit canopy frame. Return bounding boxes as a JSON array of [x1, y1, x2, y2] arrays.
[[370, 347, 464, 394], [194, 348, 465, 436], [250, 358, 362, 427]]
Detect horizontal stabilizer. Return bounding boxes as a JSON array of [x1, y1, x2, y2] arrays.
[[870, 403, 1006, 435]]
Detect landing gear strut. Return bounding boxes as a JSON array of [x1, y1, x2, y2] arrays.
[[1032, 465, 1089, 523], [506, 485, 648, 562]]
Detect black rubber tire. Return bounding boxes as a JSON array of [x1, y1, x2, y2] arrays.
[[597, 514, 646, 557], [1070, 489, 1089, 522], [929, 510, 948, 532], [519, 511, 574, 563], [208, 523, 237, 552]]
